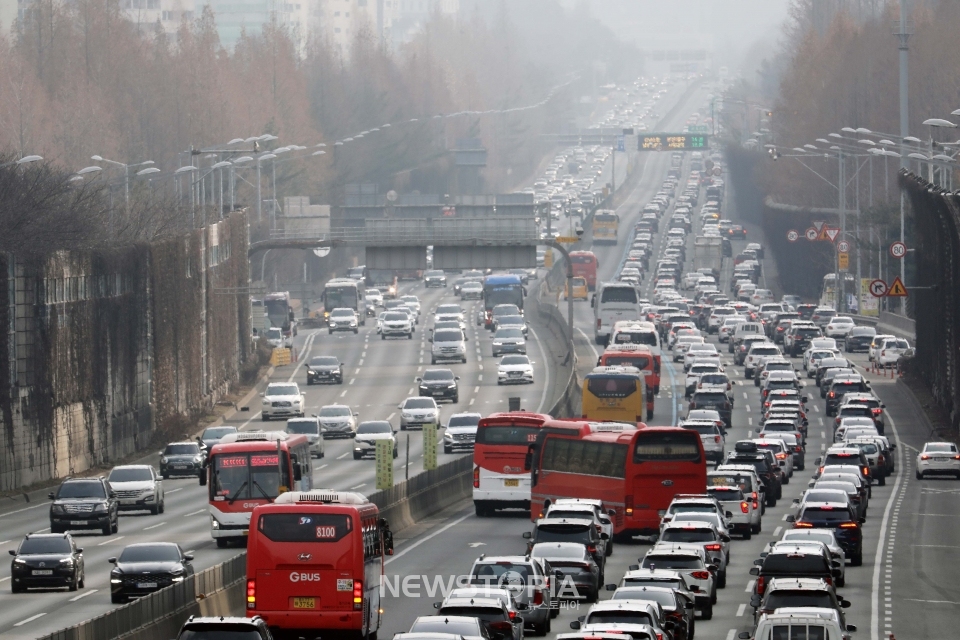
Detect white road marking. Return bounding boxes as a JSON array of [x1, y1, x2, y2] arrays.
[[469, 399, 475, 406], [871, 409, 905, 640], [0, 540, 9, 546], [143, 522, 167, 531], [349, 378, 356, 385], [575, 327, 600, 360], [0, 503, 47, 517], [773, 526, 782, 537], [726, 630, 736, 640], [0, 577, 8, 582], [185, 509, 206, 516], [385, 512, 473, 565], [13, 614, 47, 627], [166, 488, 183, 494], [358, 360, 364, 367], [317, 464, 328, 470], [736, 604, 746, 617], [287, 331, 319, 382], [745, 579, 755, 593], [350, 483, 367, 490], [387, 412, 396, 421], [337, 453, 350, 460], [97, 536, 124, 546], [474, 386, 480, 393], [340, 390, 348, 397], [69, 589, 99, 602]]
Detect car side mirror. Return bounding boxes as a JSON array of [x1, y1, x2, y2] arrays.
[[259, 393, 264, 397], [605, 584, 617, 591], [833, 569, 842, 578], [689, 585, 700, 592], [859, 516, 866, 524], [48, 492, 55, 500], [847, 624, 857, 632], [721, 534, 731, 543], [753, 559, 763, 566], [415, 377, 422, 382], [739, 633, 752, 640], [76, 548, 83, 553], [522, 532, 532, 539], [428, 338, 433, 343], [779, 460, 786, 467], [841, 600, 851, 609], [108, 557, 117, 564], [802, 396, 809, 403], [725, 511, 733, 518], [890, 443, 897, 449], [199, 471, 207, 486], [749, 567, 760, 576], [628, 564, 640, 571], [518, 602, 529, 610], [750, 595, 762, 607], [184, 554, 194, 562], [815, 457, 822, 466], [8, 549, 15, 556], [785, 515, 796, 523], [601, 532, 609, 540]]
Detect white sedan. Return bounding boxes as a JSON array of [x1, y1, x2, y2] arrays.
[[824, 316, 856, 338], [497, 354, 535, 385], [916, 442, 960, 479]]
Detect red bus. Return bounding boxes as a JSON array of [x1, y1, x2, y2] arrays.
[[246, 490, 392, 635], [597, 344, 660, 415], [569, 251, 599, 291], [528, 421, 707, 538], [473, 412, 551, 517], [202, 431, 313, 547]]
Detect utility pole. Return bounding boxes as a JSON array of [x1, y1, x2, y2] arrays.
[[897, 0, 911, 315], [838, 148, 846, 312]]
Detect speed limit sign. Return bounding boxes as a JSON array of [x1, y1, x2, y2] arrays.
[[836, 240, 850, 253], [890, 241, 906, 258], [786, 230, 799, 243]]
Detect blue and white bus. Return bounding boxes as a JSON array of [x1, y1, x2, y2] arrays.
[[482, 274, 525, 329]]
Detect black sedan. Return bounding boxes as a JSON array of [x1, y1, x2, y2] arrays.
[[306, 355, 344, 385], [110, 543, 194, 603], [10, 533, 85, 592], [844, 327, 877, 353], [417, 368, 460, 403]]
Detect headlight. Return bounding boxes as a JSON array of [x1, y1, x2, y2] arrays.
[[211, 516, 220, 529], [13, 558, 26, 565], [60, 558, 74, 566], [262, 399, 270, 405], [402, 413, 414, 419], [172, 576, 185, 583], [447, 383, 457, 388], [94, 502, 108, 513], [193, 455, 202, 463], [493, 341, 503, 346], [52, 505, 65, 514], [160, 456, 168, 464]]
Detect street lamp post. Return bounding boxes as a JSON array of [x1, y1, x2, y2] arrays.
[[90, 155, 154, 210]]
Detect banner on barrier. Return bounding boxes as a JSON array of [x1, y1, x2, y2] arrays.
[[860, 279, 879, 316]]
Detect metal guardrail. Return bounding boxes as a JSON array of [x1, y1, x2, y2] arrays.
[[38, 554, 247, 640]]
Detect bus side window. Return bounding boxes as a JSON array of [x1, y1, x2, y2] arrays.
[[291, 454, 303, 482], [379, 518, 394, 555]]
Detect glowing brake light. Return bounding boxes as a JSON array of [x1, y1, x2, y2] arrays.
[[921, 454, 930, 460], [353, 579, 363, 609], [863, 466, 871, 476], [690, 571, 710, 580], [741, 501, 749, 513], [715, 435, 722, 443], [704, 543, 722, 551], [775, 452, 787, 460], [587, 545, 597, 555], [625, 495, 634, 515], [246, 578, 256, 609], [795, 521, 814, 528], [872, 408, 883, 415]]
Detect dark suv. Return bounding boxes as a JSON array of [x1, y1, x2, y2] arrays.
[[49, 477, 119, 535], [785, 325, 824, 356], [306, 355, 344, 385], [725, 443, 782, 506], [788, 501, 864, 565], [749, 545, 840, 598], [176, 616, 273, 640], [417, 368, 460, 403], [9, 533, 85, 592], [524, 518, 606, 576], [689, 390, 732, 429], [826, 378, 870, 415]]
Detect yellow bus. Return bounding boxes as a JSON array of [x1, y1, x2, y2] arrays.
[[581, 365, 647, 423], [592, 209, 619, 244]]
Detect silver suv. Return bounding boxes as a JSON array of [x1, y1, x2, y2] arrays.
[[106, 465, 164, 515], [431, 328, 468, 364], [468, 555, 555, 635]]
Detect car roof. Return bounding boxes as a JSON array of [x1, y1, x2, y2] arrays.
[[587, 600, 660, 613], [473, 555, 535, 565], [537, 517, 595, 527], [441, 597, 504, 609]]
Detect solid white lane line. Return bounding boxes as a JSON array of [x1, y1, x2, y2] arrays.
[[0, 540, 9, 546], [871, 409, 905, 640], [528, 326, 551, 414], [0, 503, 47, 517], [385, 512, 473, 565], [575, 327, 600, 361], [143, 522, 167, 531], [14, 613, 46, 627], [287, 331, 319, 382], [166, 488, 183, 494], [69, 589, 98, 602], [98, 536, 125, 546], [337, 453, 350, 460], [351, 483, 367, 490], [186, 509, 206, 516]]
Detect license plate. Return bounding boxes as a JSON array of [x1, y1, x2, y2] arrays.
[[32, 569, 53, 576], [70, 520, 86, 525], [137, 582, 158, 589], [504, 479, 520, 487], [174, 465, 187, 469], [293, 597, 316, 609]]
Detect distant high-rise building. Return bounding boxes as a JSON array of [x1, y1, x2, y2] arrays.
[[119, 0, 196, 37]]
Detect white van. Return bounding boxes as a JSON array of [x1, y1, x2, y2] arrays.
[[592, 282, 642, 346]]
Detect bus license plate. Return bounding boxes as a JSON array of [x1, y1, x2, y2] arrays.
[[504, 479, 519, 487], [293, 597, 316, 609]]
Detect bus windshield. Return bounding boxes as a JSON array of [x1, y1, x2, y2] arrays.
[[211, 453, 290, 501], [324, 285, 359, 310], [484, 282, 524, 309], [603, 354, 652, 369]]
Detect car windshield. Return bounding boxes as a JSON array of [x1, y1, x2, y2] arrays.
[[108, 467, 153, 482], [534, 525, 591, 544], [699, 374, 728, 385], [495, 328, 523, 339], [286, 420, 319, 434], [662, 528, 716, 543], [165, 443, 199, 455], [410, 619, 481, 635], [180, 627, 267, 640], [266, 328, 283, 340], [472, 562, 533, 582], [612, 589, 675, 607], [357, 422, 392, 434], [641, 555, 701, 570], [448, 415, 480, 428], [319, 406, 351, 417], [925, 443, 957, 453], [501, 356, 530, 365], [385, 313, 407, 321], [202, 427, 236, 440], [693, 392, 728, 405], [499, 315, 524, 326], [330, 309, 354, 318], [404, 398, 436, 409], [763, 590, 833, 609], [437, 608, 505, 623], [267, 385, 298, 396], [118, 545, 181, 563], [586, 611, 655, 625], [437, 305, 461, 314], [19, 537, 71, 554], [310, 357, 339, 367], [434, 331, 463, 342], [800, 507, 855, 523], [423, 370, 454, 381]]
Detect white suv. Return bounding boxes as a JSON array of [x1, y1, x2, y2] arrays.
[[327, 307, 359, 334], [261, 382, 305, 420], [381, 311, 414, 339], [107, 465, 164, 515]]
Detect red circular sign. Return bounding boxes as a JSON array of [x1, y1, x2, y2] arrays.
[[890, 241, 906, 258], [787, 230, 799, 243]]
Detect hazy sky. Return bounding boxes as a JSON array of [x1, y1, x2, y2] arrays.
[[561, 0, 793, 72]]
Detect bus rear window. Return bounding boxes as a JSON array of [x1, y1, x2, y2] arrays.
[[541, 438, 627, 478], [475, 425, 539, 445], [570, 254, 596, 264], [603, 355, 652, 370], [601, 287, 638, 304], [257, 513, 352, 543], [586, 376, 638, 398], [614, 332, 657, 346], [634, 432, 702, 462]]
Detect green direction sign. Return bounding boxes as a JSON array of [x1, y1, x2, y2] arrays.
[[423, 423, 438, 471], [638, 133, 709, 151], [688, 125, 709, 133], [376, 440, 394, 489]]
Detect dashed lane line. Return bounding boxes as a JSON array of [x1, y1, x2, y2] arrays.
[[69, 589, 99, 602]]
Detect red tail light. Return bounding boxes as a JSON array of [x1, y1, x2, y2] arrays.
[[828, 391, 835, 398], [473, 466, 480, 488], [741, 501, 749, 513], [756, 576, 766, 594], [704, 543, 722, 551], [839, 522, 859, 529], [533, 589, 544, 605], [715, 435, 722, 443], [877, 454, 884, 464], [872, 408, 882, 415], [775, 452, 787, 460], [246, 578, 256, 609], [625, 495, 634, 515], [353, 579, 363, 609], [753, 500, 759, 510], [587, 545, 597, 555], [795, 521, 814, 528], [921, 454, 930, 460], [954, 455, 960, 461], [863, 466, 870, 476], [691, 571, 710, 580], [509, 611, 517, 621]]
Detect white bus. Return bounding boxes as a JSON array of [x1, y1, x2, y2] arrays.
[[592, 282, 642, 346]]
